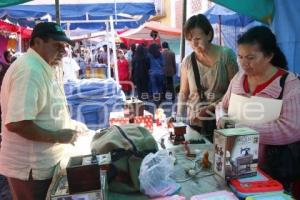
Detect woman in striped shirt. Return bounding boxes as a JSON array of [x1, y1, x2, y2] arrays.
[[217, 26, 300, 198]]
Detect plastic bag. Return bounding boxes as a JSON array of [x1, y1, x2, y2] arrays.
[[139, 150, 181, 198]]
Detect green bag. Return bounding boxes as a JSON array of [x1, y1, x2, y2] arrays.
[[91, 124, 158, 193]]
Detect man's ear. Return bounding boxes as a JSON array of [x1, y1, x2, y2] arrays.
[[33, 37, 43, 46]]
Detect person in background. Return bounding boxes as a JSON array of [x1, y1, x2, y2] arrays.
[[125, 43, 137, 63], [62, 45, 80, 82], [132, 45, 150, 100], [117, 49, 131, 95], [119, 42, 128, 55], [74, 49, 86, 78], [0, 49, 14, 145], [176, 14, 238, 142], [119, 42, 131, 79], [161, 41, 176, 100], [123, 43, 136, 81], [217, 26, 300, 199], [0, 22, 80, 200], [98, 44, 108, 65], [0, 50, 13, 87], [148, 43, 165, 104]]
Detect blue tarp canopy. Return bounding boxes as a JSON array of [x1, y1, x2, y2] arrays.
[[271, 0, 300, 74], [204, 4, 260, 52], [64, 78, 125, 130], [205, 4, 254, 27], [0, 0, 155, 30]]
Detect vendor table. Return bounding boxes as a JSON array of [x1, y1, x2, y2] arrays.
[[48, 125, 228, 200], [108, 125, 227, 200]]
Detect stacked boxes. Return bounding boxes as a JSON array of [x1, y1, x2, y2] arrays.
[[213, 127, 259, 179], [109, 110, 153, 132]]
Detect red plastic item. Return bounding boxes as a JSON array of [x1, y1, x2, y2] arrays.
[[229, 168, 283, 193]]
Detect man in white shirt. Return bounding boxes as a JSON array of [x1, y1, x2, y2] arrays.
[[62, 46, 80, 82], [0, 22, 79, 200]]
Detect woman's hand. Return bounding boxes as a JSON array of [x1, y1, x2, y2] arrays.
[[217, 116, 236, 129]]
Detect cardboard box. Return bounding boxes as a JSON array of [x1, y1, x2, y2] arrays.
[[109, 111, 130, 126], [109, 110, 153, 132], [133, 110, 153, 132], [213, 127, 259, 179], [66, 153, 111, 194]]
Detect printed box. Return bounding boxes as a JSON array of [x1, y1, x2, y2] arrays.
[[109, 111, 130, 126], [214, 127, 259, 179], [133, 110, 153, 132], [109, 110, 153, 132]]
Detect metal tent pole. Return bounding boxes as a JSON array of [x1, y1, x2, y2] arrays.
[[218, 15, 222, 45], [55, 0, 61, 24], [110, 16, 119, 84], [180, 0, 187, 61], [105, 21, 111, 79]]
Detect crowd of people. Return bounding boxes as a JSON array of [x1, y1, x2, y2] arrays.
[[0, 12, 299, 199], [63, 40, 177, 104]]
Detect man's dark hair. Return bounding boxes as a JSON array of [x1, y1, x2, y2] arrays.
[[183, 14, 214, 42], [162, 41, 169, 49]]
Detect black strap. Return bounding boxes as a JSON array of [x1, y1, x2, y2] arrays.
[[114, 125, 138, 152], [278, 72, 300, 100], [114, 125, 156, 158], [277, 72, 289, 100], [191, 52, 206, 101]]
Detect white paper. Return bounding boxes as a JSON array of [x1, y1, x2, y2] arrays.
[[228, 93, 282, 125]]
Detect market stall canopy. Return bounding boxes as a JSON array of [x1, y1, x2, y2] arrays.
[[204, 4, 259, 52], [210, 0, 274, 24], [0, 19, 32, 38], [0, 0, 31, 8], [205, 4, 254, 27], [0, 0, 156, 30], [119, 21, 181, 40], [210, 0, 300, 74]]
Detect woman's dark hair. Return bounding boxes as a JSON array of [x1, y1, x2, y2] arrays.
[[130, 43, 136, 57], [134, 45, 147, 61], [148, 43, 161, 58], [237, 26, 288, 70], [130, 43, 136, 51], [162, 41, 169, 49], [183, 14, 214, 42]]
